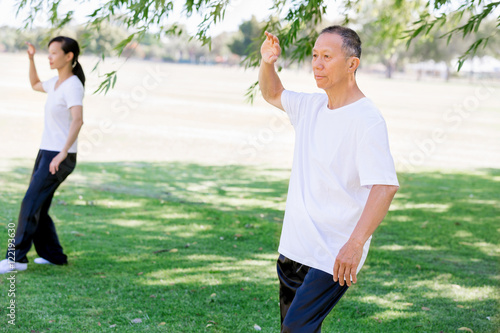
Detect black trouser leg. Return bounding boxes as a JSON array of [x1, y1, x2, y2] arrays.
[[6, 150, 76, 264], [277, 254, 310, 326], [33, 190, 67, 265], [277, 254, 349, 333]]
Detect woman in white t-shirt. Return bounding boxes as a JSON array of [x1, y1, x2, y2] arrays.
[[0, 36, 85, 274]]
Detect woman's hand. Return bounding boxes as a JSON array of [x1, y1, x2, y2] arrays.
[[49, 151, 68, 175], [26, 42, 36, 60]]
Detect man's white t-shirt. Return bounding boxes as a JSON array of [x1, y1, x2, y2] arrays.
[[278, 90, 399, 276], [40, 75, 84, 153]]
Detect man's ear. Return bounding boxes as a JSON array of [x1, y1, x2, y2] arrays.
[[348, 57, 360, 73]]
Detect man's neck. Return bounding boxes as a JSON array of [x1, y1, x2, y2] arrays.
[[325, 79, 365, 110]]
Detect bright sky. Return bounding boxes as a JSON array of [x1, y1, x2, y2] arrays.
[[0, 0, 343, 35]]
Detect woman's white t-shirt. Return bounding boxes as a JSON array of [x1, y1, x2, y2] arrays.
[[40, 75, 84, 153], [278, 90, 399, 276]]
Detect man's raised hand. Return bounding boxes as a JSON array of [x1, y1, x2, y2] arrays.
[[261, 31, 281, 64]]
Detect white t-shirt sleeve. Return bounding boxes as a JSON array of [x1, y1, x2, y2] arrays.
[[281, 90, 309, 126], [63, 80, 84, 109], [357, 121, 399, 187], [41, 77, 56, 93]]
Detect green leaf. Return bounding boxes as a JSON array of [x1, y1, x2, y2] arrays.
[[93, 70, 117, 95], [114, 33, 135, 57]]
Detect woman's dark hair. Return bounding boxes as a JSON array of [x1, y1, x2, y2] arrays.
[[48, 36, 85, 87]]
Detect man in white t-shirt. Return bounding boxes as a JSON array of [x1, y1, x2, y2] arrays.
[[259, 26, 399, 332]]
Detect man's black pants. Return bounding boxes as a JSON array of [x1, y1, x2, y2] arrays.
[[6, 150, 76, 265], [277, 254, 349, 333]]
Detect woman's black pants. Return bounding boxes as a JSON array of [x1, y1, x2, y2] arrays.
[[6, 150, 76, 265]]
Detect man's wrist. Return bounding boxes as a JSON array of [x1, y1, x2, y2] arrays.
[[348, 236, 365, 248]]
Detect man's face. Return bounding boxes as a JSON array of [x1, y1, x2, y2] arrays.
[[312, 33, 351, 90]]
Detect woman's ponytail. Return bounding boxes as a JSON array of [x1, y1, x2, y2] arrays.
[[72, 60, 86, 87]]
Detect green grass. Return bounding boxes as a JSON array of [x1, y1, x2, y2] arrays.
[[0, 160, 498, 333]]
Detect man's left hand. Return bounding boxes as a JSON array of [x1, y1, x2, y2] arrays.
[[49, 151, 68, 175], [333, 239, 364, 287]]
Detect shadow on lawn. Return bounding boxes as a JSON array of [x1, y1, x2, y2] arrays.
[[0, 161, 498, 332]]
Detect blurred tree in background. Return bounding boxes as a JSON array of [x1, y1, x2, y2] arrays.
[[0, 22, 235, 63], [4, 0, 498, 94], [228, 15, 262, 56], [76, 21, 129, 57], [356, 0, 427, 78]]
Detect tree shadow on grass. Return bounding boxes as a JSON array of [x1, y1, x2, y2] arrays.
[[0, 161, 498, 332]]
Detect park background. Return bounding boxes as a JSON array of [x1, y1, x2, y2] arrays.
[[0, 0, 499, 332]]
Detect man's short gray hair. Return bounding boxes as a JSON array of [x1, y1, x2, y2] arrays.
[[320, 25, 362, 59]]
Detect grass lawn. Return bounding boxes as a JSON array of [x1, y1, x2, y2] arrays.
[[0, 160, 498, 332]]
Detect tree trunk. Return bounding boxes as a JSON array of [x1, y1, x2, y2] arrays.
[[386, 62, 393, 79], [385, 54, 397, 79]]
